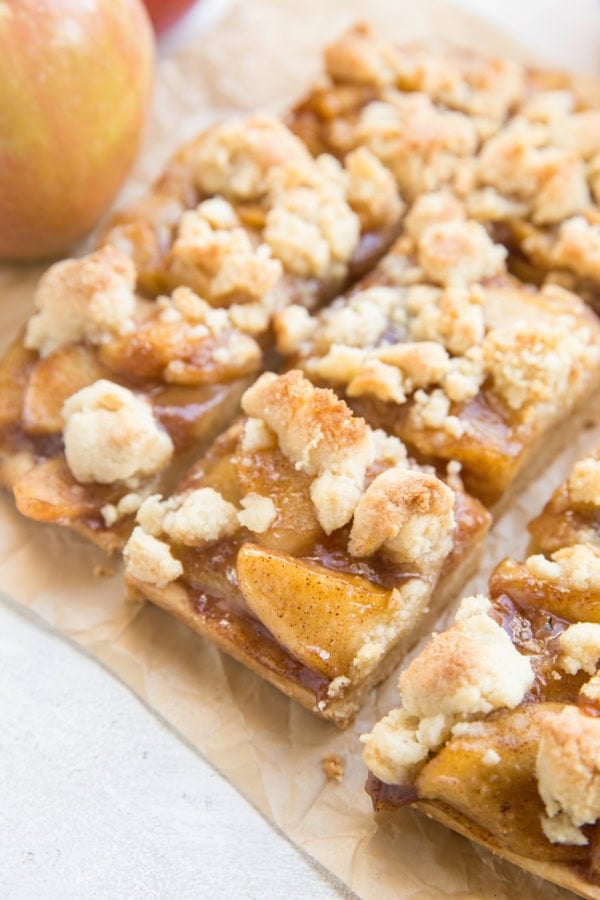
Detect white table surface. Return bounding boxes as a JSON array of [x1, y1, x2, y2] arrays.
[[1, 2, 599, 898]]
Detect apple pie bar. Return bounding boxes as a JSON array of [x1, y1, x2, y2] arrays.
[[276, 194, 600, 507], [288, 23, 600, 311], [122, 370, 490, 725], [363, 448, 600, 897]]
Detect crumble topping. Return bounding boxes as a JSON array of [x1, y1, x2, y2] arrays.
[[552, 217, 600, 282], [136, 488, 238, 546], [324, 22, 401, 89], [407, 285, 485, 355], [537, 706, 600, 845], [148, 287, 262, 380], [454, 593, 492, 620], [101, 492, 143, 528], [568, 455, 600, 507], [345, 146, 405, 230], [62, 380, 173, 485], [321, 753, 345, 782], [362, 602, 534, 785], [237, 493, 277, 533], [240, 418, 276, 453], [264, 154, 360, 280], [348, 467, 455, 572], [559, 623, 600, 676], [25, 247, 136, 358], [323, 23, 524, 120], [473, 118, 590, 225], [404, 191, 465, 240], [351, 580, 430, 680], [241, 371, 374, 532], [188, 115, 311, 201], [167, 201, 282, 304], [416, 220, 507, 287], [274, 305, 318, 354], [314, 286, 402, 351], [123, 526, 183, 588], [355, 93, 478, 200], [481, 316, 594, 418], [525, 544, 600, 593]]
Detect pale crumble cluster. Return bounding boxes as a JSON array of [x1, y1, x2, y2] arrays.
[[558, 623, 600, 676], [241, 370, 375, 534], [568, 454, 600, 507], [551, 217, 600, 283], [339, 579, 429, 688], [347, 467, 455, 573], [62, 380, 173, 486], [463, 117, 591, 226], [188, 115, 312, 201], [537, 707, 600, 846], [124, 528, 183, 589], [167, 198, 283, 305], [25, 247, 137, 358], [182, 115, 403, 284], [361, 594, 533, 785], [354, 93, 479, 201], [525, 544, 600, 593], [101, 492, 144, 528]]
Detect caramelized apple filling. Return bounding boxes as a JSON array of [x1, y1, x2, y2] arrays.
[[277, 204, 600, 506], [100, 115, 404, 301], [123, 371, 490, 722]]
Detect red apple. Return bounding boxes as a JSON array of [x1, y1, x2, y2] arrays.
[[0, 0, 155, 261], [143, 0, 198, 33]]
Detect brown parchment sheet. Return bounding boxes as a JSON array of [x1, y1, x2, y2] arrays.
[[2, 1, 600, 897]]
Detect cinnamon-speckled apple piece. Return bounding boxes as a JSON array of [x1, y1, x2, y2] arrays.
[[22, 345, 105, 435], [490, 558, 600, 624], [236, 542, 398, 679]]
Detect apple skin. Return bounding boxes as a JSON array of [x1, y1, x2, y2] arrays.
[[0, 0, 155, 261], [143, 0, 198, 33]]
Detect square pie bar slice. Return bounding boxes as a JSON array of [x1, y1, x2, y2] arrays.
[[276, 195, 600, 508], [288, 23, 600, 311], [363, 460, 600, 895], [100, 114, 404, 302], [123, 371, 490, 725], [0, 246, 267, 552]]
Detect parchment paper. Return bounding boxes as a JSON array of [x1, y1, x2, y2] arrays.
[[1, 2, 600, 897]]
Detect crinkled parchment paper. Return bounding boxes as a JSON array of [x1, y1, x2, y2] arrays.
[[1, 2, 600, 897]]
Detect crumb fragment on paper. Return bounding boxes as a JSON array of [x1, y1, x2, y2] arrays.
[[322, 753, 345, 782]]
